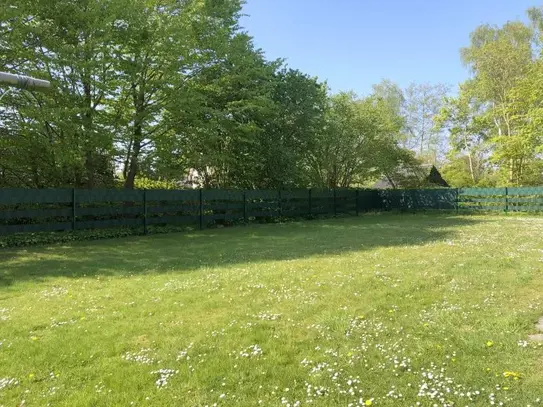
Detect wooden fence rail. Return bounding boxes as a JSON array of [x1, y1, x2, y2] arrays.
[[2, 187, 543, 236]]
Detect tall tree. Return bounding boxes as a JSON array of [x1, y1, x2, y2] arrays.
[[0, 0, 123, 187], [372, 79, 405, 118], [403, 83, 449, 164], [460, 21, 534, 183], [435, 86, 490, 185], [308, 92, 409, 188], [113, 0, 245, 189], [163, 33, 278, 188]]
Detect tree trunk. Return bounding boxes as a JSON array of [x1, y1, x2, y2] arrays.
[[122, 138, 133, 180], [124, 76, 146, 189], [463, 132, 476, 183], [83, 81, 96, 188], [124, 118, 142, 189]]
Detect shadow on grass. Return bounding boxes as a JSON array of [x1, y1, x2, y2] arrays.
[[0, 213, 484, 287]]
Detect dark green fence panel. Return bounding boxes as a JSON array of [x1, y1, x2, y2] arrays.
[[77, 206, 143, 217], [202, 189, 244, 201], [281, 190, 309, 199], [203, 213, 243, 221], [5, 186, 543, 240], [281, 190, 310, 216], [246, 190, 279, 199], [460, 187, 504, 196], [203, 202, 245, 211], [505, 187, 543, 212], [335, 190, 357, 211], [507, 186, 543, 194], [358, 189, 382, 212], [245, 190, 280, 219], [247, 205, 279, 217], [146, 190, 200, 201], [147, 205, 198, 214], [0, 188, 72, 205], [0, 222, 73, 235], [76, 189, 143, 203], [413, 189, 456, 210], [0, 208, 73, 220], [201, 190, 244, 223], [379, 189, 456, 211], [147, 215, 199, 225], [76, 218, 142, 230], [458, 187, 507, 211], [311, 189, 334, 214]]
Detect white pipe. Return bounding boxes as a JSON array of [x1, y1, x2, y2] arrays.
[[0, 72, 51, 91]]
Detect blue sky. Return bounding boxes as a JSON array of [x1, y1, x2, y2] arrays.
[[241, 0, 538, 95]]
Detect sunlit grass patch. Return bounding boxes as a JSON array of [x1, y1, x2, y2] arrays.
[[0, 214, 542, 406]]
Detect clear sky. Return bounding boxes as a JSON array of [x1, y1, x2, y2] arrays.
[[241, 0, 538, 95]]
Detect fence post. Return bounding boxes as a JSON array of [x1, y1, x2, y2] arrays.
[[355, 189, 359, 216], [505, 187, 509, 213], [333, 188, 337, 216], [278, 189, 282, 218], [72, 188, 76, 231], [308, 188, 312, 217], [143, 189, 148, 235], [199, 189, 204, 230], [455, 188, 459, 214], [243, 191, 247, 224]]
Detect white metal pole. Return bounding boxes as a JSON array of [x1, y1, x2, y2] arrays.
[[0, 72, 51, 91]]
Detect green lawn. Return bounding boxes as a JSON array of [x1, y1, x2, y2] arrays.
[[1, 214, 543, 407]]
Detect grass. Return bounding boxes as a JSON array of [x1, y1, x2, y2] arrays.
[[1, 213, 543, 407]]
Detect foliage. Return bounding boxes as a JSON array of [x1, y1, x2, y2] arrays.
[[5, 2, 543, 189], [308, 92, 410, 188], [371, 80, 450, 166], [434, 86, 491, 186], [0, 0, 412, 191], [456, 16, 540, 186], [402, 83, 450, 164], [133, 177, 178, 190]]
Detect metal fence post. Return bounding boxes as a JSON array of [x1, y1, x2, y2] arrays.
[[505, 187, 509, 213], [143, 189, 148, 235], [72, 188, 76, 231], [199, 189, 204, 230], [355, 189, 359, 216], [455, 188, 459, 214], [278, 189, 282, 218], [308, 188, 312, 217], [333, 188, 337, 216], [243, 191, 247, 223]]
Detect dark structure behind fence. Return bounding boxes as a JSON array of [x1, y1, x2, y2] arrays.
[[1, 186, 543, 236]]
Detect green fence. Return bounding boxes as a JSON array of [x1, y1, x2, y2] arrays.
[[1, 187, 543, 237], [379, 187, 543, 213], [0, 188, 382, 236]]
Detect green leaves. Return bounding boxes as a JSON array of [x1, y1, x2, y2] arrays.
[[307, 92, 412, 188], [443, 7, 543, 187]]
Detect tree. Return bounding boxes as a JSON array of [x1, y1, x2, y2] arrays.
[[402, 83, 449, 164], [434, 86, 490, 185], [499, 60, 543, 185], [460, 21, 534, 183], [372, 79, 405, 118], [307, 92, 410, 188], [253, 69, 328, 189], [0, 0, 123, 187], [112, 0, 246, 189], [0, 0, 249, 189], [162, 32, 279, 188]]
